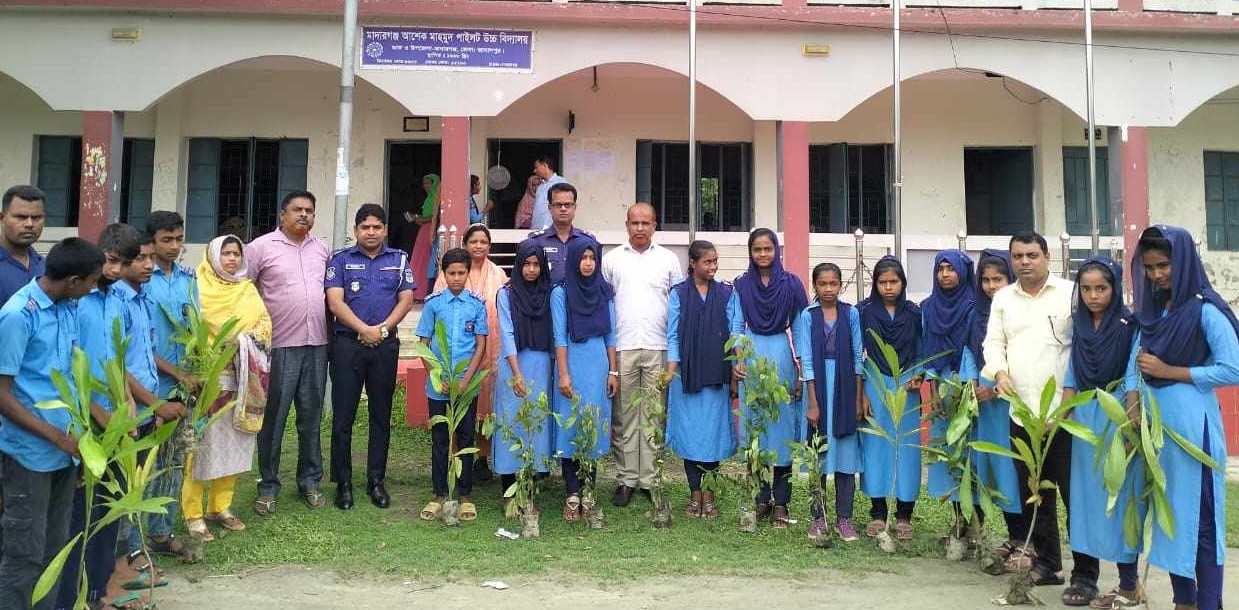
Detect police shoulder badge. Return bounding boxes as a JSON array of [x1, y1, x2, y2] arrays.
[[326, 266, 337, 281]]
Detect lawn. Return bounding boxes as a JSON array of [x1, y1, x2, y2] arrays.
[[171, 389, 1239, 583]]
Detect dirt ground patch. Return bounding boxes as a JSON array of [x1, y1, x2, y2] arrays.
[[158, 550, 1239, 609]]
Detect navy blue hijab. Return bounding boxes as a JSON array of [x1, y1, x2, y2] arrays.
[[1071, 256, 1134, 391], [562, 238, 614, 342], [1132, 225, 1239, 388], [860, 256, 922, 377], [921, 250, 975, 373], [677, 278, 734, 393], [811, 299, 859, 437], [966, 249, 1013, 372], [507, 239, 553, 352], [734, 229, 808, 336]]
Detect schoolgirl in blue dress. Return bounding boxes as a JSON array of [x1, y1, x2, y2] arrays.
[[858, 255, 924, 541], [666, 240, 740, 520], [1128, 226, 1239, 610], [795, 262, 864, 542], [731, 228, 808, 529]]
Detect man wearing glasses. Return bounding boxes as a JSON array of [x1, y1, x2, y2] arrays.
[[981, 231, 1079, 591], [527, 182, 592, 284]]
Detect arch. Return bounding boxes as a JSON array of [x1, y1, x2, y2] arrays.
[[1174, 81, 1239, 127], [0, 69, 58, 111]]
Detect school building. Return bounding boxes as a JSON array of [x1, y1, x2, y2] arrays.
[[2, 1, 1238, 450]]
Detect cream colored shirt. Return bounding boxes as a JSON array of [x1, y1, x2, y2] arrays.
[[981, 274, 1075, 420], [601, 241, 684, 352]]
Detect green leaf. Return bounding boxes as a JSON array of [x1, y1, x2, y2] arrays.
[[32, 532, 82, 604], [1094, 391, 1129, 427], [1151, 485, 1174, 539], [1037, 377, 1057, 419], [1102, 431, 1127, 498], [1165, 427, 1220, 470], [969, 441, 1021, 461], [1122, 498, 1140, 549], [78, 434, 107, 479], [1055, 419, 1098, 446]]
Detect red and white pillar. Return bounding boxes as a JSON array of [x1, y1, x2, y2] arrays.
[[439, 116, 471, 246], [778, 120, 811, 282], [79, 111, 123, 241]]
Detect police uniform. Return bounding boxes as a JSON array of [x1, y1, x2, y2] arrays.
[[0, 246, 44, 308], [325, 244, 415, 493], [526, 226, 594, 285]]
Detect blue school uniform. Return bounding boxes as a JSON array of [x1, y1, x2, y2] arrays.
[[76, 287, 128, 411], [958, 345, 1020, 513], [1065, 338, 1144, 565], [796, 302, 864, 475], [143, 263, 197, 398], [112, 281, 159, 398], [550, 285, 615, 459], [666, 282, 739, 463], [729, 294, 804, 467], [0, 279, 79, 472], [415, 288, 489, 401], [859, 307, 924, 503], [491, 287, 553, 475]]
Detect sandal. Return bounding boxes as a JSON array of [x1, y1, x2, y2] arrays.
[[459, 501, 478, 522], [563, 494, 581, 522], [700, 491, 719, 519], [754, 502, 772, 523], [894, 519, 914, 541], [108, 592, 156, 610], [253, 496, 277, 516], [206, 510, 246, 532], [121, 552, 169, 591], [420, 499, 443, 521], [865, 519, 886, 537], [302, 489, 327, 509], [1030, 565, 1066, 587], [772, 505, 790, 530], [145, 534, 182, 557], [1089, 585, 1146, 609], [1063, 580, 1100, 607], [685, 491, 702, 519], [185, 518, 215, 543]]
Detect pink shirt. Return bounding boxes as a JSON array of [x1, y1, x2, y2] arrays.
[[245, 229, 330, 349]]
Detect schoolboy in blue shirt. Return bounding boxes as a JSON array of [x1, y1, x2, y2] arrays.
[[0, 237, 103, 610], [415, 248, 488, 523]]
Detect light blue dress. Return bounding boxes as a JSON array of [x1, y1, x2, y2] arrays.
[[795, 303, 864, 475], [550, 285, 616, 459], [924, 315, 959, 499], [666, 285, 740, 463], [959, 346, 1020, 513], [859, 312, 924, 503], [730, 300, 805, 467], [1124, 304, 1239, 577], [491, 287, 554, 475], [1066, 335, 1144, 564]]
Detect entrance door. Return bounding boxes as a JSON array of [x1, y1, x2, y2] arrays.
[[486, 139, 563, 230], [965, 148, 1034, 235], [386, 140, 441, 253]]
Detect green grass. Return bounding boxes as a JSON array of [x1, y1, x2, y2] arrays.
[[169, 389, 1239, 583]]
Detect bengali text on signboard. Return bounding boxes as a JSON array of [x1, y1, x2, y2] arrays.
[[361, 26, 533, 73]]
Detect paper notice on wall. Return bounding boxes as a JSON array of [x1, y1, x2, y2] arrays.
[[335, 147, 349, 196], [565, 139, 616, 175]]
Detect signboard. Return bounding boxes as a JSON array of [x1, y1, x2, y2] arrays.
[[361, 26, 533, 73]]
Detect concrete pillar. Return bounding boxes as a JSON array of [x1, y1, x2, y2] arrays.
[[1108, 126, 1149, 267], [151, 91, 186, 215], [1035, 102, 1066, 237], [79, 111, 123, 241], [439, 116, 471, 243], [778, 120, 810, 282], [752, 120, 779, 230]]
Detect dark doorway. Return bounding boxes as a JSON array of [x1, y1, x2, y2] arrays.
[[964, 148, 1034, 235], [386, 140, 441, 253], [486, 139, 563, 230]]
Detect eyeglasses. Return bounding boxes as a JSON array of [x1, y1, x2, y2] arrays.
[[550, 202, 576, 210]]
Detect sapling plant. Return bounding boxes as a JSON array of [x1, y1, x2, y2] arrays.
[[165, 305, 241, 451], [635, 371, 675, 529], [970, 378, 1099, 605], [725, 334, 782, 533], [482, 388, 553, 538], [563, 398, 605, 529], [410, 320, 490, 526], [788, 433, 832, 548], [33, 321, 178, 609]]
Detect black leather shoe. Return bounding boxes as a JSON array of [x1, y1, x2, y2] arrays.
[[639, 488, 653, 503], [612, 485, 634, 507], [368, 481, 391, 509], [335, 483, 354, 510], [473, 457, 493, 483]]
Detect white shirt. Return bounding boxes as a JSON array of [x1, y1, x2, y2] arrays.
[[602, 241, 684, 352], [981, 274, 1075, 420]]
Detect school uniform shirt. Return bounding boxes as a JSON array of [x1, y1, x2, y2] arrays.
[[0, 279, 78, 472], [325, 245, 415, 333], [113, 280, 160, 398], [601, 241, 683, 352], [415, 288, 489, 402], [76, 286, 128, 411], [144, 262, 198, 398], [980, 275, 1074, 418], [526, 226, 594, 285], [0, 245, 44, 308], [245, 229, 330, 349]]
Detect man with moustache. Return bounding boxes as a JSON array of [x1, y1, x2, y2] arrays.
[[0, 185, 47, 307]]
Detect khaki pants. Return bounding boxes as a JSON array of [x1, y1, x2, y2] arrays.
[[612, 349, 667, 489]]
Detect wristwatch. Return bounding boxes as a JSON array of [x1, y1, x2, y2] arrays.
[[379, 325, 390, 340]]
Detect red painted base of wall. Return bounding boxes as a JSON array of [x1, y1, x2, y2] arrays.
[[1217, 387, 1239, 456], [397, 359, 429, 428]]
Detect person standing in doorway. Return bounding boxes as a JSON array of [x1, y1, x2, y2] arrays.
[[0, 185, 47, 307], [514, 174, 542, 230], [527, 183, 592, 285], [246, 190, 331, 514], [982, 231, 1076, 588], [469, 174, 493, 225], [326, 204, 415, 510], [529, 155, 566, 231], [601, 203, 683, 506]]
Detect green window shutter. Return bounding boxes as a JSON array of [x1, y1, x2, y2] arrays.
[[277, 138, 309, 203], [186, 138, 221, 242], [126, 139, 155, 230], [36, 136, 78, 227]]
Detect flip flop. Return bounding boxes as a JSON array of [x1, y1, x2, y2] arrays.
[[253, 496, 277, 516], [303, 490, 327, 509], [109, 592, 157, 610], [420, 500, 443, 521], [121, 570, 169, 591]]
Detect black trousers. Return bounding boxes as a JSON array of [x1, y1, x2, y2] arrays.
[[0, 454, 75, 610], [1010, 421, 1095, 582], [429, 397, 477, 497], [330, 335, 399, 485]]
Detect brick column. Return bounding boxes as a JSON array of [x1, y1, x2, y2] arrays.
[[439, 117, 471, 248], [79, 111, 123, 241], [778, 120, 810, 282]]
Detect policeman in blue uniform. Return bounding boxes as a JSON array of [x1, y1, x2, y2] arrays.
[[0, 185, 47, 307], [325, 204, 415, 510], [526, 182, 592, 284]]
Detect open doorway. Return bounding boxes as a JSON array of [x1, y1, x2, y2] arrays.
[[486, 139, 563, 230], [964, 147, 1034, 236], [386, 140, 441, 254]]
